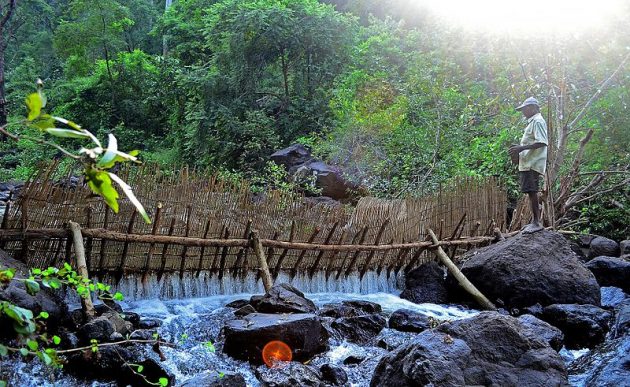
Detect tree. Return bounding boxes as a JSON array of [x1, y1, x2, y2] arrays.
[[0, 0, 18, 126]]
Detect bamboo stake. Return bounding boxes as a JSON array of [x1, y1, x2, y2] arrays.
[[142, 204, 162, 283], [218, 227, 230, 280], [195, 219, 212, 277], [427, 228, 496, 311], [359, 219, 389, 280], [251, 230, 273, 292], [97, 206, 110, 273], [289, 227, 320, 280], [117, 210, 137, 283], [339, 226, 368, 279], [68, 221, 96, 320], [257, 231, 278, 282], [232, 219, 252, 278], [272, 221, 295, 280], [84, 206, 93, 271], [210, 225, 226, 274], [376, 238, 394, 276], [179, 206, 193, 279], [308, 222, 338, 279], [157, 218, 176, 281], [324, 229, 346, 280]]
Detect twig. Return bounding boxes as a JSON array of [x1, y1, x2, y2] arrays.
[[55, 338, 176, 354]]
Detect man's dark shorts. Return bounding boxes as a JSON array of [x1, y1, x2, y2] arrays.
[[519, 170, 541, 193]]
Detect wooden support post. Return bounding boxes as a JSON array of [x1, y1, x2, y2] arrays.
[[19, 199, 29, 263], [117, 210, 137, 283], [68, 221, 96, 321], [179, 206, 193, 279], [85, 206, 93, 271], [404, 246, 427, 273], [359, 219, 389, 280], [0, 191, 12, 249], [339, 226, 368, 279], [289, 227, 320, 280], [97, 206, 110, 274], [257, 231, 279, 282], [232, 219, 252, 278], [195, 219, 212, 277], [391, 238, 410, 276], [427, 228, 496, 311], [376, 238, 394, 276], [157, 218, 176, 282], [211, 225, 226, 274], [272, 221, 295, 281], [251, 230, 273, 292], [218, 227, 230, 280], [308, 222, 338, 279], [334, 229, 361, 280], [142, 204, 162, 283], [324, 230, 346, 280]]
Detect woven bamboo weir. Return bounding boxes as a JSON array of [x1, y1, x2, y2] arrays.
[[0, 163, 508, 279]]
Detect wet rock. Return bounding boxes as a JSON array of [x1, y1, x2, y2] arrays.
[[586, 256, 630, 292], [375, 329, 417, 351], [0, 249, 67, 331], [77, 316, 115, 343], [569, 242, 588, 262], [452, 230, 600, 309], [343, 355, 365, 365], [138, 318, 162, 329], [578, 234, 595, 247], [109, 332, 124, 341], [342, 300, 381, 314], [589, 236, 620, 258], [517, 314, 564, 351], [122, 311, 141, 327], [94, 302, 123, 315], [388, 309, 434, 333], [400, 261, 448, 304], [620, 240, 630, 256], [568, 335, 630, 387], [251, 283, 317, 314], [255, 362, 325, 386], [181, 371, 246, 387], [612, 299, 630, 338], [541, 304, 612, 349], [225, 299, 250, 309], [318, 304, 359, 318], [223, 313, 328, 364], [331, 314, 386, 344], [129, 329, 155, 341], [123, 358, 174, 387], [320, 364, 348, 386], [234, 304, 257, 317], [59, 331, 80, 349], [371, 312, 568, 387]]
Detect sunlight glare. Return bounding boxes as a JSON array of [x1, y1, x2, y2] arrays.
[[415, 0, 625, 35]]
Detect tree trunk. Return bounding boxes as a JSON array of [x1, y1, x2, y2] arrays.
[[0, 50, 7, 127], [162, 0, 173, 56]]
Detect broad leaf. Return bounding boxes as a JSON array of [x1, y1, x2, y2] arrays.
[[85, 169, 120, 213], [32, 115, 55, 131], [109, 172, 151, 224], [45, 128, 92, 139], [98, 134, 119, 168], [25, 93, 43, 121]]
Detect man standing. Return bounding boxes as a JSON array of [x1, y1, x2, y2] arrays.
[[509, 97, 548, 233]]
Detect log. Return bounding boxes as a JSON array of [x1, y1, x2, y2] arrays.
[[251, 230, 273, 292], [427, 228, 496, 311], [68, 221, 96, 320]]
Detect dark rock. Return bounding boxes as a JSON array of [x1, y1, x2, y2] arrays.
[[586, 256, 630, 292], [255, 362, 325, 386], [521, 303, 544, 317], [94, 302, 123, 315], [138, 318, 162, 329], [251, 283, 317, 314], [620, 240, 630, 256], [234, 304, 257, 317], [612, 299, 630, 338], [589, 236, 620, 258], [578, 234, 595, 247], [568, 335, 630, 387], [129, 329, 156, 341], [343, 355, 365, 365], [123, 358, 174, 387], [375, 329, 417, 351], [569, 242, 588, 262], [77, 316, 115, 343], [223, 313, 328, 364], [518, 314, 564, 351], [341, 300, 381, 314], [452, 230, 600, 309], [270, 144, 313, 170], [401, 261, 448, 304], [181, 371, 246, 387], [388, 309, 434, 333], [317, 300, 379, 319], [122, 311, 141, 327], [331, 314, 386, 344], [371, 312, 568, 387], [0, 249, 68, 330], [225, 299, 250, 309], [541, 304, 612, 349], [67, 308, 85, 329], [109, 332, 124, 341], [320, 364, 348, 386], [59, 331, 80, 349]]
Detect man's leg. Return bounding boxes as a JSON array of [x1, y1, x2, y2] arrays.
[[524, 191, 543, 233]]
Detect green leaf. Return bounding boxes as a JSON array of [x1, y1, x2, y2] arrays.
[[85, 169, 120, 214], [137, 365, 144, 373], [38, 311, 49, 319], [97, 134, 119, 168], [159, 377, 169, 386], [205, 341, 215, 353], [25, 279, 40, 295], [109, 172, 150, 224], [0, 344, 8, 356], [52, 116, 82, 131], [53, 335, 61, 345], [19, 348, 29, 356], [113, 292, 124, 301], [31, 268, 42, 275], [45, 128, 92, 139], [32, 114, 55, 131], [41, 352, 53, 365], [26, 339, 38, 351], [25, 93, 43, 121], [49, 278, 62, 289], [64, 263, 72, 271], [1, 380, 7, 387]]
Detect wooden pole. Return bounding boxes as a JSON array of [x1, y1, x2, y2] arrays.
[[359, 219, 389, 280], [142, 204, 162, 283], [195, 219, 212, 277], [251, 230, 273, 292], [272, 220, 295, 280], [68, 221, 96, 320], [427, 228, 496, 311], [179, 206, 193, 279], [289, 227, 320, 280], [309, 222, 338, 279]]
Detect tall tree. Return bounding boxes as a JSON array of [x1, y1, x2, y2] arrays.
[[0, 0, 17, 126]]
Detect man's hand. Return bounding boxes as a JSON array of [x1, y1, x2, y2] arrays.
[[508, 145, 523, 164]]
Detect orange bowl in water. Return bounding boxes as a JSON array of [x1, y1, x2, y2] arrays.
[[262, 340, 292, 367]]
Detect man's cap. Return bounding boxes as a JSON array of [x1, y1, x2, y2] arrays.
[[515, 97, 540, 111]]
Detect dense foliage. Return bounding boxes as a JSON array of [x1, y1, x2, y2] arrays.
[[1, 0, 629, 237]]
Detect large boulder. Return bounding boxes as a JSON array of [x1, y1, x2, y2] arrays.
[[453, 230, 600, 309], [400, 261, 448, 304], [181, 371, 246, 387], [331, 314, 387, 344], [388, 309, 435, 333], [223, 313, 328, 364], [517, 314, 564, 351], [371, 312, 568, 387], [318, 300, 380, 319], [320, 364, 348, 386], [270, 144, 313, 170], [255, 362, 325, 386], [541, 304, 612, 349], [612, 299, 630, 339], [586, 256, 630, 292], [251, 283, 317, 314], [568, 335, 630, 387], [620, 240, 630, 256], [589, 236, 620, 258]]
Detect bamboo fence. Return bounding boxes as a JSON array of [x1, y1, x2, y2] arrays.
[[0, 164, 507, 281]]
